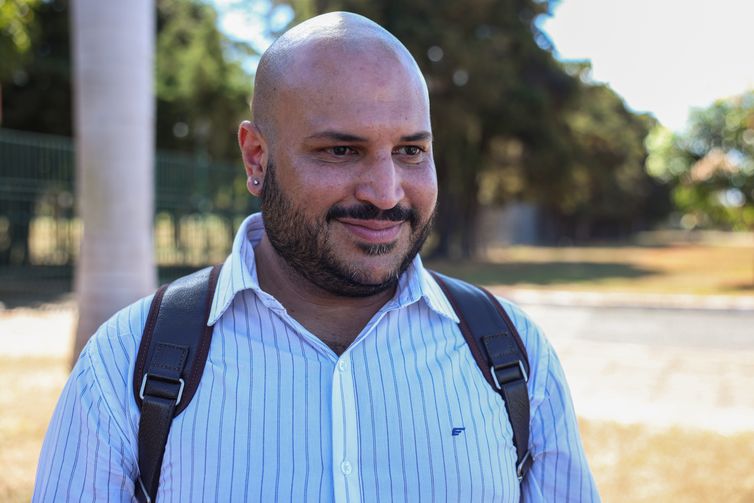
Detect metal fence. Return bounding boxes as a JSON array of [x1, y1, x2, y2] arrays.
[[0, 128, 259, 270]]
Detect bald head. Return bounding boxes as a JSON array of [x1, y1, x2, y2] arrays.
[[251, 12, 428, 141]]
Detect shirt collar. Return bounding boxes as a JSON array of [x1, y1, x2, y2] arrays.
[[208, 212, 459, 325]]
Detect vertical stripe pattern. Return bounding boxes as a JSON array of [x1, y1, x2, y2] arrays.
[[33, 213, 600, 502]]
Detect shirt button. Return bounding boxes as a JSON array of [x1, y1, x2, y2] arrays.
[[338, 360, 348, 372], [341, 460, 352, 475]]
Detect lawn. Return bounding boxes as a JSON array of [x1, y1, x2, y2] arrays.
[[429, 239, 754, 296]]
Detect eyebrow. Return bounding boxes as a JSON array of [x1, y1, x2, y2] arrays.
[[305, 131, 368, 142], [305, 130, 433, 143], [400, 131, 433, 142]]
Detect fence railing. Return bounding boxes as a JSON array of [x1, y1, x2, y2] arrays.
[[0, 128, 259, 268]]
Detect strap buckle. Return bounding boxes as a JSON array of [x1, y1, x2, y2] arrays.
[[516, 450, 532, 482], [139, 373, 185, 405], [490, 359, 528, 390]]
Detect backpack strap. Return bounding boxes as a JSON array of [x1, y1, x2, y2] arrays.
[[430, 271, 533, 482], [132, 265, 221, 503]]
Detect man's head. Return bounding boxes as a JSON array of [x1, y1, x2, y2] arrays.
[[238, 12, 437, 297]]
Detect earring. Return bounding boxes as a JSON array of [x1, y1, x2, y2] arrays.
[[252, 178, 260, 186]]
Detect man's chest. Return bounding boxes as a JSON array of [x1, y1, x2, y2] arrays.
[[152, 325, 521, 503]]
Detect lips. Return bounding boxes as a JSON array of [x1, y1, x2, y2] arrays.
[[337, 218, 403, 243]]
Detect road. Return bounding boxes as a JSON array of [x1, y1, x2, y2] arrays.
[[517, 302, 754, 433]]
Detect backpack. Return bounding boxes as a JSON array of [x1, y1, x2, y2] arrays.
[[132, 266, 531, 503]]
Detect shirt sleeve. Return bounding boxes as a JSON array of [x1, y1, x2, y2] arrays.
[[522, 342, 601, 502], [498, 299, 601, 502], [33, 298, 151, 503]]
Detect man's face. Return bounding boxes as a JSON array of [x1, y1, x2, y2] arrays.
[[258, 45, 438, 297]]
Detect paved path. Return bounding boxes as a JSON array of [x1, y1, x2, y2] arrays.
[[516, 302, 754, 433]]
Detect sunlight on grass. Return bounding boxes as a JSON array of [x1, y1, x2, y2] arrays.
[[0, 357, 68, 503], [581, 419, 754, 502], [429, 242, 754, 296]]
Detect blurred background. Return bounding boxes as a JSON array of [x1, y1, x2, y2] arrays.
[[1, 0, 753, 501]]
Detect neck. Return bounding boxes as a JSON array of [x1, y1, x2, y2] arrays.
[[254, 236, 395, 355]]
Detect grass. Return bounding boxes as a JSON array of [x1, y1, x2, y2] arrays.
[[0, 356, 68, 503], [4, 349, 754, 502], [581, 420, 754, 502], [428, 241, 754, 296]]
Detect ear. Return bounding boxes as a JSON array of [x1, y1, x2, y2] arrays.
[[238, 120, 268, 196]]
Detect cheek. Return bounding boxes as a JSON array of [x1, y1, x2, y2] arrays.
[[285, 159, 356, 210], [405, 168, 438, 214]]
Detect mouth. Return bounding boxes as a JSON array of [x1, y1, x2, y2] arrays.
[[336, 218, 404, 244]]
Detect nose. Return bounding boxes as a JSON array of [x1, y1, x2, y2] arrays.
[[354, 152, 405, 210]]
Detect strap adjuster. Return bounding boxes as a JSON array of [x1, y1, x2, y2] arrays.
[[516, 450, 532, 482], [139, 373, 185, 405], [490, 360, 528, 390]]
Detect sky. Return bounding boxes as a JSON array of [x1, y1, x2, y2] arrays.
[[539, 0, 754, 132], [214, 0, 754, 133]]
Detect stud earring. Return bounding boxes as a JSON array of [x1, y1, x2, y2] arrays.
[[252, 178, 260, 186]]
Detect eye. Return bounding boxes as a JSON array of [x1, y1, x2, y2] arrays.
[[393, 145, 427, 161], [328, 146, 356, 156], [400, 146, 422, 156]]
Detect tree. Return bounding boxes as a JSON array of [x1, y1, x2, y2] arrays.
[[0, 0, 41, 124], [1, 0, 71, 135], [539, 64, 670, 240], [71, 0, 157, 361], [155, 0, 253, 161], [647, 91, 754, 231]]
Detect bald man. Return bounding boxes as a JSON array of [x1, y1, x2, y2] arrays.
[[35, 12, 599, 503]]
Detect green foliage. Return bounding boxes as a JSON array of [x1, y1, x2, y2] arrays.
[[1, 0, 71, 134], [546, 68, 669, 238], [0, 0, 40, 81], [155, 0, 254, 161], [647, 91, 754, 230]]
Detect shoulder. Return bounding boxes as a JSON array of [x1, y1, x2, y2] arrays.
[[75, 293, 155, 434], [81, 293, 154, 371], [493, 296, 560, 413]]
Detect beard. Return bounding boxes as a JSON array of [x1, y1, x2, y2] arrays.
[[260, 159, 435, 297]]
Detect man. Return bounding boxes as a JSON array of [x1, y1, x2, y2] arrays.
[[34, 12, 599, 502]]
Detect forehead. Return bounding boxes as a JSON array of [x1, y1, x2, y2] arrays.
[[274, 40, 431, 138]]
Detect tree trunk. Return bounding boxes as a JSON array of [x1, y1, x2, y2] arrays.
[[71, 0, 157, 363]]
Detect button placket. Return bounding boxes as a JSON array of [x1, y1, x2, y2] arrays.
[[331, 354, 361, 502]]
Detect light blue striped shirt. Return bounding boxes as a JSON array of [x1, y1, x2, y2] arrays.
[[34, 213, 599, 502]]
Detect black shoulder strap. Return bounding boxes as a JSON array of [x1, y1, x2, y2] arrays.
[[430, 270, 532, 482], [132, 265, 221, 503]]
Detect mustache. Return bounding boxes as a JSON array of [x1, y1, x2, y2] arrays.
[[326, 203, 418, 225]]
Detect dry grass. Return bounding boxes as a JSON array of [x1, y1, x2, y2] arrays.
[[0, 356, 68, 503], [3, 351, 754, 501], [430, 241, 754, 296], [581, 420, 754, 502]]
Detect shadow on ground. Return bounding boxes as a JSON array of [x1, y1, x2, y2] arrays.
[[0, 266, 74, 308], [0, 266, 216, 309], [730, 281, 754, 294], [427, 260, 658, 286]]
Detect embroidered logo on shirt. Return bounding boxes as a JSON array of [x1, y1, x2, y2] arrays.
[[451, 427, 465, 436]]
